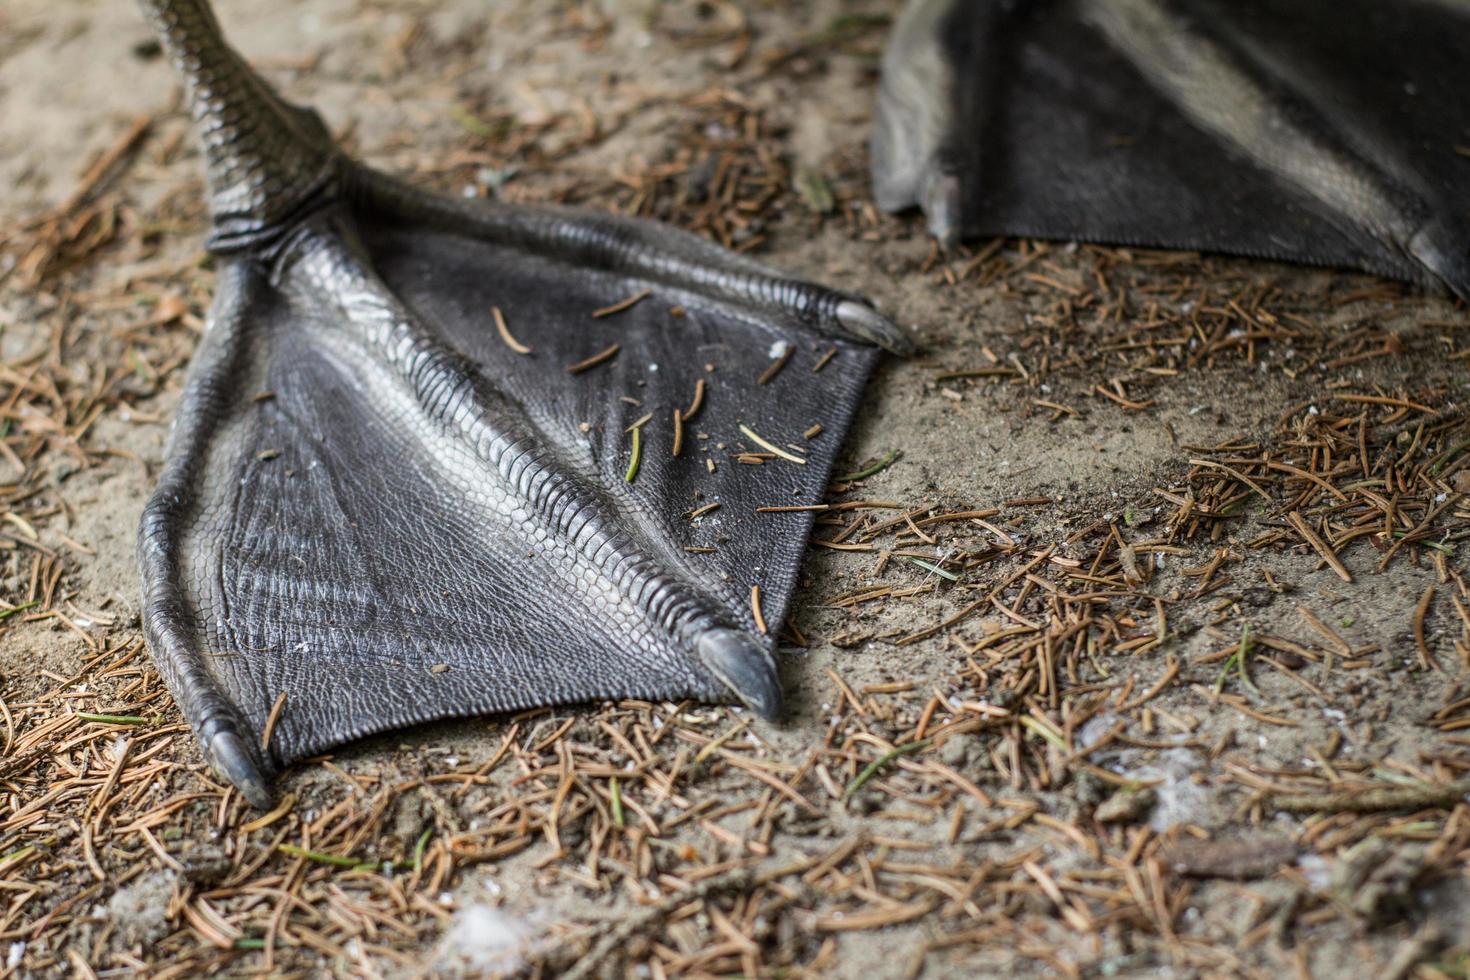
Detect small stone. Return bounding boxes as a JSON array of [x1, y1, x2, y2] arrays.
[[108, 871, 176, 947], [962, 824, 1007, 845], [1071, 769, 1107, 807], [1275, 650, 1308, 670], [179, 844, 231, 886], [1095, 786, 1157, 824], [49, 459, 81, 486], [1159, 835, 1298, 880], [938, 736, 970, 767], [1241, 586, 1276, 608]]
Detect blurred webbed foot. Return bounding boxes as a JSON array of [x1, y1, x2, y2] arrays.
[[873, 0, 1470, 298]]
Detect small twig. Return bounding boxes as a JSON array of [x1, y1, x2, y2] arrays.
[[591, 288, 651, 318], [738, 424, 805, 465], [684, 378, 706, 421], [76, 712, 151, 726], [844, 741, 927, 800], [750, 584, 767, 634], [757, 344, 794, 385], [1267, 778, 1470, 814], [567, 343, 621, 374], [838, 449, 901, 483], [1285, 512, 1352, 582], [261, 692, 288, 756], [624, 425, 643, 483], [1415, 585, 1442, 673], [492, 306, 532, 355], [278, 844, 365, 868]]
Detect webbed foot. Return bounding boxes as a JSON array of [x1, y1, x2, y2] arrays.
[[137, 0, 907, 806]]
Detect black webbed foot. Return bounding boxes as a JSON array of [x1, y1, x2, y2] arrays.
[[873, 0, 1470, 298], [136, 0, 907, 806]]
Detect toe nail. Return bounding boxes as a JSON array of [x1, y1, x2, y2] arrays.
[[207, 729, 275, 809], [697, 628, 783, 721], [835, 300, 914, 355]]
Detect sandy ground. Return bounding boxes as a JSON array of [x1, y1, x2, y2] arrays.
[[2, 1, 1469, 977]]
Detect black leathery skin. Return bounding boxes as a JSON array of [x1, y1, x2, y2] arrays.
[[135, 0, 900, 808], [874, 0, 1470, 298]]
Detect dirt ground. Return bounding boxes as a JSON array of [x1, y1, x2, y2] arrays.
[[3, 1, 1469, 977]]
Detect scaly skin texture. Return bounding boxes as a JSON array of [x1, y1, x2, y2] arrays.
[[138, 0, 338, 248], [135, 0, 906, 807], [873, 0, 1470, 297]]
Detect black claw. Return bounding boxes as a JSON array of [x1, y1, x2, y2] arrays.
[[206, 729, 274, 809], [697, 628, 784, 721]]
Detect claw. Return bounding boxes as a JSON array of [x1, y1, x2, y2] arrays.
[[922, 171, 964, 253], [205, 727, 274, 809], [835, 300, 914, 355], [697, 628, 783, 721]]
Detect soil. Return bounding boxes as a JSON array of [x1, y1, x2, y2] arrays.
[[2, 1, 1468, 978]]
